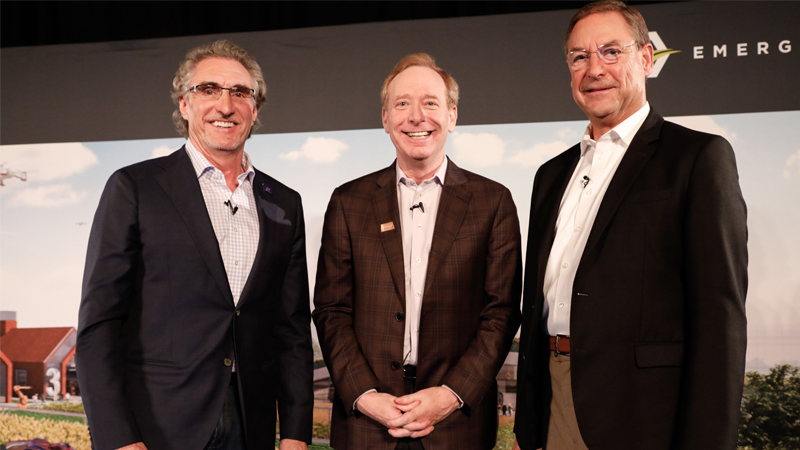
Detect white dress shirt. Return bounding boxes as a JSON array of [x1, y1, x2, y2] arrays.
[[543, 103, 650, 336], [185, 141, 260, 307], [396, 158, 447, 366]]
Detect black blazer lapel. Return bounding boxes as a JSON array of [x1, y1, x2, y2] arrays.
[[373, 163, 407, 308], [424, 158, 471, 295], [582, 110, 664, 258], [155, 147, 233, 304], [237, 172, 279, 308]]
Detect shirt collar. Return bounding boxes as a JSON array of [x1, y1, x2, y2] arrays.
[[580, 102, 650, 156], [396, 156, 448, 187], [185, 139, 255, 182]]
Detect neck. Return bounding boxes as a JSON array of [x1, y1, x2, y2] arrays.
[[398, 154, 444, 185], [191, 138, 246, 192]]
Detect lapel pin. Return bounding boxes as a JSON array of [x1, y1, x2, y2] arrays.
[[262, 184, 272, 194], [381, 222, 395, 232]]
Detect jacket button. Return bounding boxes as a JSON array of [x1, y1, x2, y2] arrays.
[[391, 361, 401, 370], [395, 312, 405, 322], [224, 358, 233, 367], [235, 310, 240, 316]]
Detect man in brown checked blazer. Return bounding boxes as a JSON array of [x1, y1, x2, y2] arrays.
[[313, 53, 522, 450]]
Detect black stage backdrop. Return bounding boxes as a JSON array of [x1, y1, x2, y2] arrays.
[[1, 1, 798, 145]]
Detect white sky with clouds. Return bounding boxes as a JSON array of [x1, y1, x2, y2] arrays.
[[1, 110, 798, 369]]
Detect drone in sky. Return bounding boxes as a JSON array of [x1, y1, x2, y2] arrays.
[[0, 163, 28, 186]]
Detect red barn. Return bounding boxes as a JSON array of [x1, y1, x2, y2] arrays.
[[0, 311, 76, 400]]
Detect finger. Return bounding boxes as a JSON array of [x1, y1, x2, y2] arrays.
[[394, 394, 420, 405], [386, 411, 417, 428], [398, 420, 432, 431], [409, 425, 435, 438], [395, 400, 421, 412], [388, 427, 414, 438]]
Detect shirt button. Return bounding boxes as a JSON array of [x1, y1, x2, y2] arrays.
[[558, 302, 564, 308], [416, 258, 421, 263], [234, 261, 239, 266], [562, 262, 569, 269], [574, 226, 582, 232], [416, 292, 420, 297], [223, 358, 233, 367], [418, 225, 422, 229], [586, 189, 593, 196], [233, 228, 238, 232]]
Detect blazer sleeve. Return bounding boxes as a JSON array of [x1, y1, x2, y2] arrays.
[[76, 169, 143, 450], [677, 135, 748, 448], [439, 187, 523, 410], [312, 188, 381, 412], [273, 192, 314, 443]]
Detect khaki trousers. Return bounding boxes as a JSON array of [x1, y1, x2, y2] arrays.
[[546, 352, 589, 450]]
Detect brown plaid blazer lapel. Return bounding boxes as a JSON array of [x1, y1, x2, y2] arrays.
[[424, 157, 472, 295], [373, 162, 406, 308]]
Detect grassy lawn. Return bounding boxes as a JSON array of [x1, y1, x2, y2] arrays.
[[3, 409, 86, 424]]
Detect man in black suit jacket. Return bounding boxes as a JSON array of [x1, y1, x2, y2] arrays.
[[514, 2, 748, 450], [76, 40, 313, 450]]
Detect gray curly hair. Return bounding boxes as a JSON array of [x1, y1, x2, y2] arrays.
[[171, 40, 267, 138]]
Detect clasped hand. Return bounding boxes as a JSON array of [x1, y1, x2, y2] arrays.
[[355, 387, 460, 439]]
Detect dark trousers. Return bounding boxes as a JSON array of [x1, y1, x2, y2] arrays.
[[204, 377, 247, 450], [395, 375, 425, 450]]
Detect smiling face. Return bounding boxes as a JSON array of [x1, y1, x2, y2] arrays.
[[179, 57, 258, 157], [382, 66, 457, 173], [568, 11, 653, 138]]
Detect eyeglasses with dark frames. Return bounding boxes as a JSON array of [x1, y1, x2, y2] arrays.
[[187, 84, 255, 102]]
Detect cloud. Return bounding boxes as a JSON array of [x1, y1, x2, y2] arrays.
[[8, 183, 87, 207], [508, 141, 570, 168], [279, 137, 349, 163], [665, 115, 736, 142], [784, 149, 800, 180], [450, 132, 505, 167], [0, 142, 98, 182], [151, 145, 174, 159]]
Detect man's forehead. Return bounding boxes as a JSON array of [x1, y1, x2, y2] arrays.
[[191, 57, 253, 84], [388, 66, 447, 99], [569, 12, 634, 48]]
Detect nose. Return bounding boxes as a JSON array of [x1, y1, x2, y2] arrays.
[[215, 90, 236, 115], [586, 51, 606, 78], [408, 103, 426, 124]]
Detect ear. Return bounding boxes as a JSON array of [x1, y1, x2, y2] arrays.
[[382, 107, 389, 133], [179, 96, 189, 120], [641, 42, 655, 77], [448, 105, 457, 132]]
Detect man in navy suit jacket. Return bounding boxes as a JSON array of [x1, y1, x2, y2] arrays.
[[514, 2, 748, 449], [77, 40, 313, 450]]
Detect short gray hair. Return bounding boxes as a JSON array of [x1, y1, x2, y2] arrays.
[[171, 40, 267, 138]]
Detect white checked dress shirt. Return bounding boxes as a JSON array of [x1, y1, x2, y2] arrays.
[[543, 103, 650, 336], [396, 158, 447, 366], [185, 141, 260, 307]]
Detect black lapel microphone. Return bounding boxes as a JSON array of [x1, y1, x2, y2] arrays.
[[410, 202, 425, 213], [224, 200, 238, 215]]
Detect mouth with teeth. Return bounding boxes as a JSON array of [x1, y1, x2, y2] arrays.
[[405, 131, 432, 139], [211, 121, 236, 128]]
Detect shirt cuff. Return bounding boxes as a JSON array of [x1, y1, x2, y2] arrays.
[[441, 385, 464, 409], [353, 389, 378, 411]]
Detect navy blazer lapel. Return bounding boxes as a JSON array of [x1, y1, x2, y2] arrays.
[[424, 158, 471, 295], [155, 147, 233, 304], [237, 171, 277, 308], [582, 109, 664, 258], [373, 163, 407, 308]]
